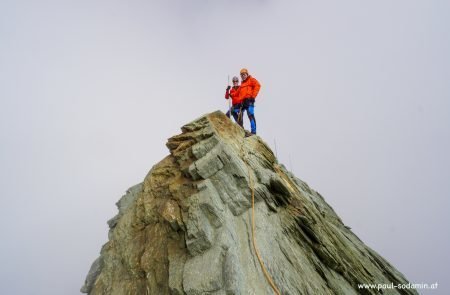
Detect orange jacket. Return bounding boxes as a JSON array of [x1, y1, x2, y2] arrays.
[[225, 86, 241, 105], [238, 75, 261, 101]]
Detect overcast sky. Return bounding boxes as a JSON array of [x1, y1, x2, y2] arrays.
[[1, 1, 449, 294]]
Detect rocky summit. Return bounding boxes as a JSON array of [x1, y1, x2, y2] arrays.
[[81, 111, 417, 295]]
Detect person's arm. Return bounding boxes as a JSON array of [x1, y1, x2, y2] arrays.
[[251, 78, 261, 98]]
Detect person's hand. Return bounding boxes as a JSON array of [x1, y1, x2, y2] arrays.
[[226, 86, 231, 91]]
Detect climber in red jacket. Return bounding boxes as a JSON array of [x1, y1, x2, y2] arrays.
[[238, 68, 261, 136], [225, 76, 243, 127]]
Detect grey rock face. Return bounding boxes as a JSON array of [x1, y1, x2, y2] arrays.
[[80, 257, 102, 294], [82, 111, 418, 295]]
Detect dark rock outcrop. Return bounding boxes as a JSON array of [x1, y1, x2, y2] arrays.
[[81, 111, 417, 295]]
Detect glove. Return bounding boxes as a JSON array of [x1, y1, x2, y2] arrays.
[[226, 86, 231, 91]]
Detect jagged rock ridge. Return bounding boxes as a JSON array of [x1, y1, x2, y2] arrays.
[[82, 111, 417, 295]]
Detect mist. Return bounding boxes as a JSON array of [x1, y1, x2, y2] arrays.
[[0, 1, 449, 294]]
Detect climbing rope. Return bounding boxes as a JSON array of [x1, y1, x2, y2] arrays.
[[240, 138, 281, 295]]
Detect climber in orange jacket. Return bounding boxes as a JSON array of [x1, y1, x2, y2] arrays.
[[225, 76, 244, 127], [238, 68, 261, 135]]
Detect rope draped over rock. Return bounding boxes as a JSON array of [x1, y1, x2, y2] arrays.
[[240, 137, 281, 295]]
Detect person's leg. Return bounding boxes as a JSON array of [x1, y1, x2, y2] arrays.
[[247, 100, 256, 134], [226, 109, 231, 118], [231, 106, 239, 123], [235, 105, 244, 127]]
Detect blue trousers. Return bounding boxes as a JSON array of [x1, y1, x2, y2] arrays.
[[226, 100, 256, 134], [242, 99, 256, 134]]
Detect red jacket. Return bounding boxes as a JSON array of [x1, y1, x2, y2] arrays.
[[225, 86, 241, 105], [238, 75, 261, 101]]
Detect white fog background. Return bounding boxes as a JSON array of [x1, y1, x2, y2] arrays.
[[1, 1, 449, 294]]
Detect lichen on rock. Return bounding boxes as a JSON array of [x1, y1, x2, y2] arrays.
[[81, 111, 418, 295]]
